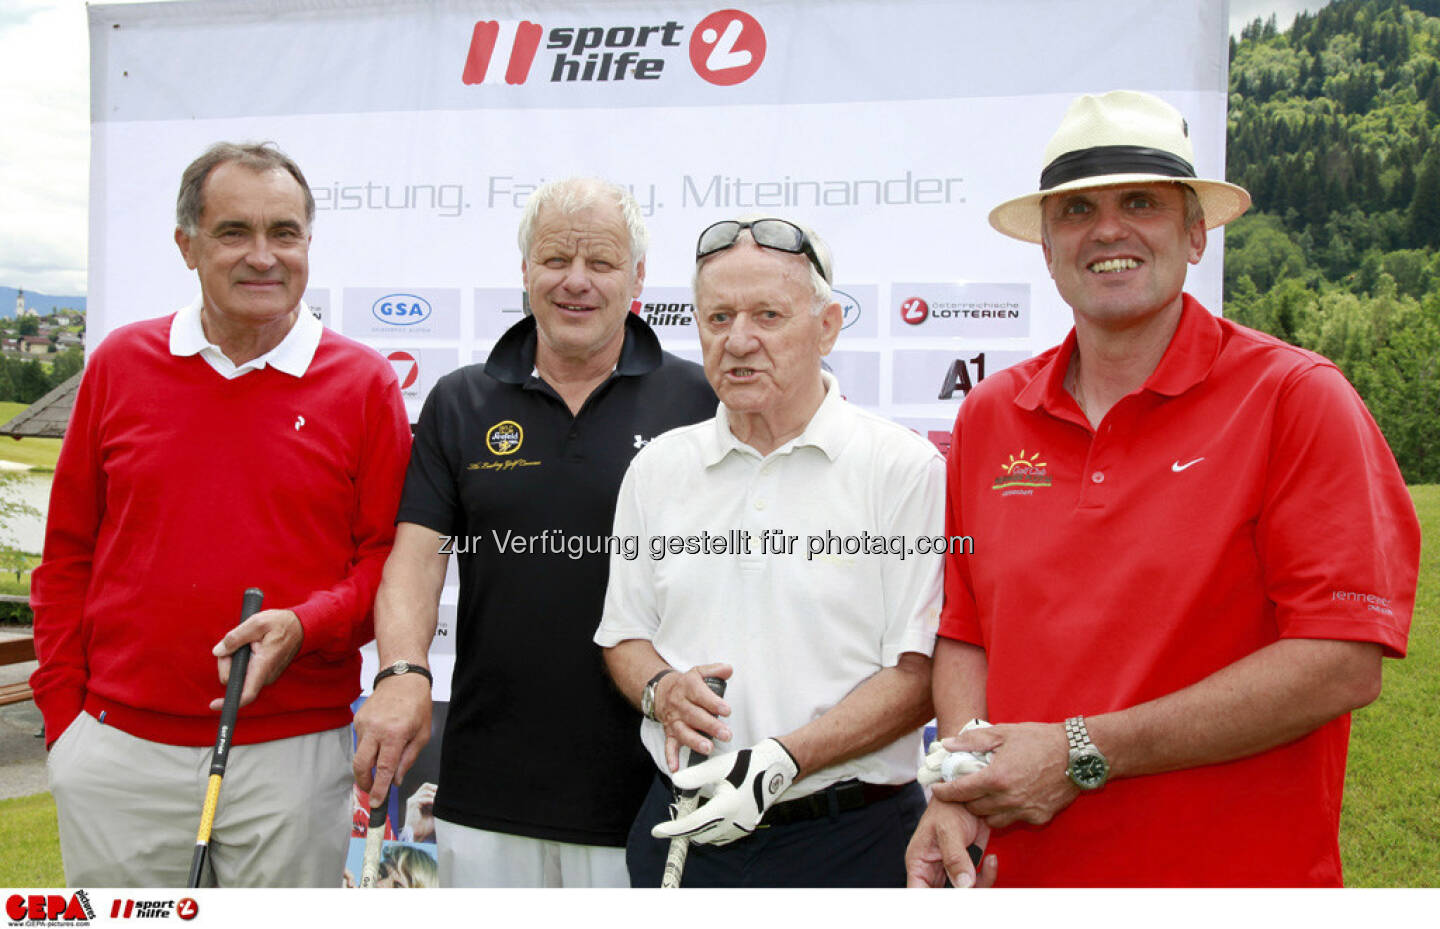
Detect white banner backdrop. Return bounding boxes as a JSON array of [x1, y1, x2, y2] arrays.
[[89, 0, 1232, 689]]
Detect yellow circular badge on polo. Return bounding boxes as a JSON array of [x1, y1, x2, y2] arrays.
[[486, 420, 524, 455]]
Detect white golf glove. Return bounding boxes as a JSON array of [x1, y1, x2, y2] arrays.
[[651, 737, 799, 846], [918, 718, 994, 787]]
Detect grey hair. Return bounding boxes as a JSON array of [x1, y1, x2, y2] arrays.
[[516, 177, 649, 271], [176, 142, 314, 237], [692, 215, 834, 315]]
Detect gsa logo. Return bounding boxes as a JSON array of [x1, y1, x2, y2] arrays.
[[373, 293, 433, 326], [833, 288, 861, 331]]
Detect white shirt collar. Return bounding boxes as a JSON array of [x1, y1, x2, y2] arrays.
[[703, 369, 849, 466], [169, 295, 322, 380]]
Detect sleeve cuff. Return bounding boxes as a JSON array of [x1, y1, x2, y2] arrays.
[[290, 597, 344, 656], [882, 626, 938, 665], [38, 691, 84, 750]]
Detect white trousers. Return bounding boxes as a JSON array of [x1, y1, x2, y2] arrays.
[[48, 711, 351, 887], [434, 817, 628, 887]]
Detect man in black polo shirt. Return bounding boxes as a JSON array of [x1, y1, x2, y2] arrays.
[[352, 177, 714, 886]]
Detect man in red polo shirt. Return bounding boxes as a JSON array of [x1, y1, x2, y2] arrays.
[[906, 91, 1419, 887]]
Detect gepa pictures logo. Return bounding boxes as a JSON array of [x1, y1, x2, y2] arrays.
[[6, 892, 96, 924], [462, 9, 766, 86]]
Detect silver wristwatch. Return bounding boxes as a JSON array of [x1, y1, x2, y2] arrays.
[[640, 669, 674, 722], [1064, 715, 1111, 790]]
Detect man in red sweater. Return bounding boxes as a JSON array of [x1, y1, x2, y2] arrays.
[[31, 142, 411, 887]]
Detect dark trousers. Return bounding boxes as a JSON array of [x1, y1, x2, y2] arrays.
[[626, 774, 925, 888]]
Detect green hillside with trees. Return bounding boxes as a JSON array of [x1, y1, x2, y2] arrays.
[[1225, 0, 1440, 482]]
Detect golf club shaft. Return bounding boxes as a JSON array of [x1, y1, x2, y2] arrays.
[[187, 587, 263, 888], [661, 675, 727, 889], [359, 794, 388, 887]]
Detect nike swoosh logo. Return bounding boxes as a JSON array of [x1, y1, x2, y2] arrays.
[[1172, 457, 1205, 472]]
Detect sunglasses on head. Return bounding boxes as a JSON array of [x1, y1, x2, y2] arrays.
[[695, 218, 830, 283]]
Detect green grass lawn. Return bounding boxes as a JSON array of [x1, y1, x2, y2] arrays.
[[0, 487, 1435, 888], [0, 401, 63, 471], [1340, 483, 1439, 887], [0, 552, 40, 600], [0, 794, 63, 886]]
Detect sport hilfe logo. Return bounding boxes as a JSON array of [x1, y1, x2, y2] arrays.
[[462, 10, 766, 86], [109, 898, 196, 920], [690, 9, 766, 85]]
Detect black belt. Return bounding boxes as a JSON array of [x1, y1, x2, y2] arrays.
[[762, 779, 912, 828], [658, 773, 912, 829]]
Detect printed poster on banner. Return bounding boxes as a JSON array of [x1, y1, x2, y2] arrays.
[[343, 288, 461, 340], [629, 285, 701, 343], [473, 287, 526, 341], [891, 349, 1032, 405], [832, 285, 878, 339], [471, 283, 877, 355], [460, 9, 768, 88], [825, 352, 880, 406], [893, 417, 962, 458], [302, 288, 331, 328], [88, 0, 1229, 434], [378, 347, 459, 421], [893, 283, 1031, 339]]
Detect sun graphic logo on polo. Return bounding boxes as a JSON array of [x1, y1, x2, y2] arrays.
[[991, 450, 1052, 495], [486, 420, 524, 455]]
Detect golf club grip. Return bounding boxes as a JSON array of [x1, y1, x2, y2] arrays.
[[359, 799, 387, 887], [210, 587, 263, 774], [660, 675, 727, 888], [187, 587, 264, 888]]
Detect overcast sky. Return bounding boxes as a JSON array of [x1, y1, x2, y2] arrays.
[[0, 0, 1333, 297]]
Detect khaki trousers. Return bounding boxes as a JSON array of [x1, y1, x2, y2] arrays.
[[48, 711, 351, 887]]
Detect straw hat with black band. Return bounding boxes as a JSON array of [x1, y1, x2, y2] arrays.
[[988, 90, 1251, 244]]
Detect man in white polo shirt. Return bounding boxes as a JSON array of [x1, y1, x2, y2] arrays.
[[596, 217, 943, 887]]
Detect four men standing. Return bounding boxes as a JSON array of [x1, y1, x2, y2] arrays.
[[33, 92, 1421, 889]]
